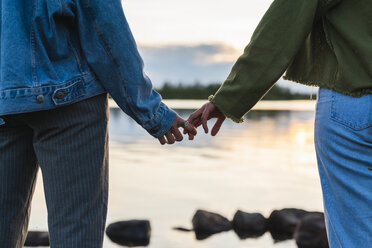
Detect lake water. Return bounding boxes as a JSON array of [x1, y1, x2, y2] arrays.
[[28, 100, 323, 248]]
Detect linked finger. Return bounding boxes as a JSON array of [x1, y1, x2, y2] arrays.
[[158, 136, 167, 145], [188, 133, 195, 140], [201, 109, 210, 134], [165, 131, 175, 144], [172, 127, 183, 142], [185, 123, 197, 136], [184, 119, 201, 134], [211, 117, 226, 136], [180, 120, 198, 136], [188, 109, 203, 124]]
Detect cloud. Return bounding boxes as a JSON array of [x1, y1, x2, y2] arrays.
[[140, 43, 241, 64], [138, 43, 240, 86]]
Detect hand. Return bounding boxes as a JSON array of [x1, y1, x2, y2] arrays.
[[158, 115, 197, 145], [187, 102, 226, 139]]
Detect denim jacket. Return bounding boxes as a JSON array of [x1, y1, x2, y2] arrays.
[[0, 0, 176, 138]]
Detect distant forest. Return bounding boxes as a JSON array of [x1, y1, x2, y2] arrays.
[[156, 83, 311, 100]]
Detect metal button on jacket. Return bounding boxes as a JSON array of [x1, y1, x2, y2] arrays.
[[55, 91, 67, 100], [36, 95, 44, 103]]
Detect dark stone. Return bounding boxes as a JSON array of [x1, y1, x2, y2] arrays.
[[106, 220, 151, 247], [268, 208, 310, 241], [24, 231, 49, 247], [294, 212, 329, 248], [192, 210, 232, 240], [232, 210, 267, 239]]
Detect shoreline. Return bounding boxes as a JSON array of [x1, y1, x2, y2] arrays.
[[109, 99, 317, 111]]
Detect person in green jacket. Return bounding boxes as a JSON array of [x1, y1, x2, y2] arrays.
[[188, 0, 372, 247]]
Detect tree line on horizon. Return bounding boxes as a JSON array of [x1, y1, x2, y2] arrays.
[[156, 82, 312, 100]]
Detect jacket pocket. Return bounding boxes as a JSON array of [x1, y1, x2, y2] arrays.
[[331, 90, 372, 130]]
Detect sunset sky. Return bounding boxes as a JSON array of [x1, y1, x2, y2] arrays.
[[123, 0, 272, 49], [121, 0, 312, 93]]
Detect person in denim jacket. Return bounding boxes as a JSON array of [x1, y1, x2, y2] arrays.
[[0, 0, 196, 247]]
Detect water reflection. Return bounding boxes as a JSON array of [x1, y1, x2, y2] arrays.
[[109, 108, 315, 147], [28, 105, 322, 248], [104, 107, 321, 248]]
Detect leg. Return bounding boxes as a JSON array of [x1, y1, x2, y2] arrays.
[[0, 116, 38, 248], [27, 94, 109, 248], [315, 88, 372, 248]]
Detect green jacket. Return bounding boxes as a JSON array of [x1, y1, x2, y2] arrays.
[[210, 0, 372, 123]]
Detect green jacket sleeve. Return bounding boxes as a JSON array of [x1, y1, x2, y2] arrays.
[[210, 0, 328, 123]]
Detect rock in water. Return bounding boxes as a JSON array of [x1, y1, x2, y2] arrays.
[[268, 208, 310, 241], [232, 210, 267, 238], [106, 220, 151, 247], [24, 231, 49, 247], [294, 212, 329, 248], [192, 209, 232, 240]]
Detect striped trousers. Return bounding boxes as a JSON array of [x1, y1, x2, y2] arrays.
[[0, 93, 109, 248]]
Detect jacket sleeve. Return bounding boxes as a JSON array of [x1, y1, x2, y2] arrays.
[[209, 0, 339, 123], [73, 0, 176, 138]]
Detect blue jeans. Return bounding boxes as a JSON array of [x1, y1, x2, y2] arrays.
[[0, 94, 109, 248], [315, 88, 372, 247]]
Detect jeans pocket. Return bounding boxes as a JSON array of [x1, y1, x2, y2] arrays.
[[330, 90, 372, 130]]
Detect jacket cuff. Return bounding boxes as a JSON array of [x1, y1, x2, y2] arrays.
[[209, 95, 245, 123], [143, 102, 177, 138]]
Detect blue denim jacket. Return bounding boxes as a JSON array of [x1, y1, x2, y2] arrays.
[[0, 0, 176, 138]]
